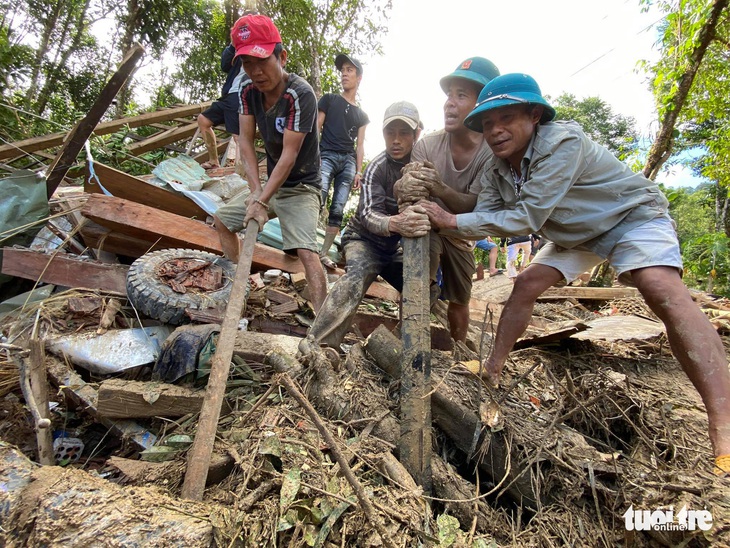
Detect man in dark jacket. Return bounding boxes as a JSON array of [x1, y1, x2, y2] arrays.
[[304, 101, 430, 348]]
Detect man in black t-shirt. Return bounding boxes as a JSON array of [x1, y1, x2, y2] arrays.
[[213, 14, 327, 312], [317, 53, 370, 268]]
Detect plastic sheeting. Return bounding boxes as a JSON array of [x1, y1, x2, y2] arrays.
[[0, 170, 49, 285]]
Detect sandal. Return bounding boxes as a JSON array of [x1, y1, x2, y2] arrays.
[[715, 454, 730, 476], [200, 161, 220, 170], [489, 269, 504, 277]]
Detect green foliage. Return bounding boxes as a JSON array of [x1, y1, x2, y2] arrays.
[[681, 232, 730, 296], [88, 129, 164, 176], [665, 183, 730, 296], [260, 0, 392, 95], [0, 0, 392, 178], [0, 25, 33, 94], [169, 0, 227, 102], [640, 0, 730, 295], [640, 0, 730, 185], [552, 93, 638, 160]]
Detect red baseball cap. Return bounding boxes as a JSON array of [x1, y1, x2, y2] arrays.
[[231, 14, 282, 58]]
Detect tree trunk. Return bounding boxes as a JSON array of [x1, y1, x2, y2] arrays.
[[25, 1, 63, 111], [716, 184, 730, 237], [224, 0, 245, 29], [308, 37, 322, 97], [364, 325, 539, 507], [35, 0, 91, 114], [116, 0, 141, 118], [643, 0, 729, 180]]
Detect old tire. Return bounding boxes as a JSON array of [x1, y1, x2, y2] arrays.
[[126, 248, 236, 325]]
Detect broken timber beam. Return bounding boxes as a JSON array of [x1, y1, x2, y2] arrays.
[[80, 194, 398, 300], [1, 247, 129, 294], [97, 379, 205, 419], [0, 103, 212, 162], [127, 122, 198, 156], [46, 44, 146, 198], [538, 286, 639, 300]]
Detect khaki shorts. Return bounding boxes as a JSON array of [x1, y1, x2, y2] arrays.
[[429, 233, 476, 306], [215, 183, 321, 253], [532, 215, 683, 286]]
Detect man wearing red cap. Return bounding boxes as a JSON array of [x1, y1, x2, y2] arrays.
[[213, 14, 327, 312]]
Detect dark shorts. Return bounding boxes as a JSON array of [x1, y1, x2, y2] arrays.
[[201, 93, 240, 134], [429, 233, 476, 306]]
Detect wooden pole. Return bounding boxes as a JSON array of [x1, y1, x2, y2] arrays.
[[45, 43, 145, 198], [398, 236, 432, 494], [181, 221, 258, 500], [29, 339, 54, 465]]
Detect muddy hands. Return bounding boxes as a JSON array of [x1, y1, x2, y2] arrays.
[[394, 161, 444, 211], [388, 204, 431, 238]]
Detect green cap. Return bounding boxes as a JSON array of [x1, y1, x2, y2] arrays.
[[439, 57, 500, 93]]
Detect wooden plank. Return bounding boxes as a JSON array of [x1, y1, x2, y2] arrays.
[[1, 247, 129, 294], [78, 221, 165, 258], [0, 102, 212, 161], [538, 286, 640, 300], [97, 379, 205, 419], [270, 301, 299, 314], [81, 194, 223, 253], [182, 220, 258, 501], [248, 317, 308, 337], [46, 44, 146, 198], [352, 311, 453, 351], [127, 123, 198, 155], [513, 320, 589, 350], [80, 195, 391, 299], [266, 288, 296, 305], [85, 162, 207, 219], [46, 357, 157, 451], [363, 279, 400, 302]]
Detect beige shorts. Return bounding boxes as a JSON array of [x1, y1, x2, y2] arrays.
[[215, 183, 321, 253], [532, 215, 683, 286], [429, 233, 476, 306]]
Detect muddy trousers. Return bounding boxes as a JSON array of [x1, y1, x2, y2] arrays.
[[307, 239, 403, 348]]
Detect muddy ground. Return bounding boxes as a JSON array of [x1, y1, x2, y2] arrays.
[[0, 279, 728, 547]]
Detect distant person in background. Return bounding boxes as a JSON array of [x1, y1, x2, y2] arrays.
[[475, 236, 502, 277], [318, 53, 370, 269], [530, 233, 542, 260], [421, 72, 730, 475], [213, 14, 327, 312], [502, 235, 532, 280], [197, 43, 245, 170]]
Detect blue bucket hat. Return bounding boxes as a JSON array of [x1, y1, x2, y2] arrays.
[[463, 73, 556, 132], [439, 57, 500, 94]]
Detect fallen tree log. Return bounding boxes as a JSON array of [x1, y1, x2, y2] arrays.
[[2, 449, 215, 546], [364, 324, 538, 506]]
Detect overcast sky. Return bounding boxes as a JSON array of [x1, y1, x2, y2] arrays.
[[352, 0, 701, 188]]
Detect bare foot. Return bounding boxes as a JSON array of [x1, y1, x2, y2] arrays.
[[481, 359, 502, 388]]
